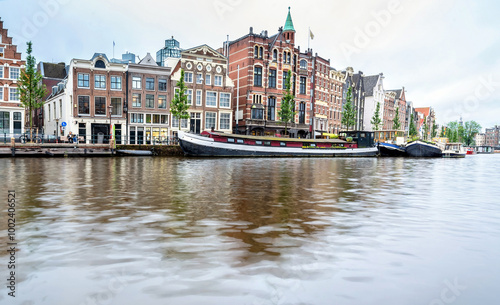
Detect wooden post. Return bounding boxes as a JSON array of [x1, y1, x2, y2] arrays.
[[11, 137, 15, 157]]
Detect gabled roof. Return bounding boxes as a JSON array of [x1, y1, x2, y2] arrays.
[[284, 7, 295, 32], [138, 53, 158, 66], [91, 53, 109, 62], [39, 62, 67, 79], [388, 89, 402, 99], [363, 75, 380, 96], [415, 107, 430, 117], [182, 44, 226, 60]]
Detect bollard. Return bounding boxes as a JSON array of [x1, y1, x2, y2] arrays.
[[11, 137, 15, 157]]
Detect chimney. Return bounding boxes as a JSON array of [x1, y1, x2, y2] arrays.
[[249, 27, 253, 34]]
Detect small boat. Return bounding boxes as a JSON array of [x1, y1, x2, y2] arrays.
[[377, 142, 407, 157], [405, 140, 442, 157], [177, 130, 378, 157], [116, 149, 153, 156], [442, 143, 466, 158], [465, 147, 476, 155]]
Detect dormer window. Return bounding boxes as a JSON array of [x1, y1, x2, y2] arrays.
[[95, 60, 105, 69]]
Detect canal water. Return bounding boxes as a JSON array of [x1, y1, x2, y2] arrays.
[[1, 155, 499, 305]]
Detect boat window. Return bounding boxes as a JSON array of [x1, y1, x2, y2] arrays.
[[228, 138, 235, 143], [256, 141, 262, 145], [280, 142, 286, 147], [264, 141, 271, 146], [237, 139, 244, 144]]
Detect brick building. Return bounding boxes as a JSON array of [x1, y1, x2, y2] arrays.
[[44, 53, 127, 143], [226, 8, 311, 137], [127, 53, 172, 144], [383, 91, 397, 130], [328, 68, 344, 134], [0, 19, 26, 137], [35, 62, 67, 131], [485, 126, 499, 147], [311, 54, 331, 136], [388, 87, 407, 132], [169, 44, 234, 136], [342, 67, 365, 131]]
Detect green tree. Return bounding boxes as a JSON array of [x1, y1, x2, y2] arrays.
[[423, 118, 429, 140], [439, 125, 445, 137], [446, 121, 459, 142], [409, 113, 417, 137], [370, 101, 382, 131], [341, 86, 356, 131], [18, 41, 47, 141], [431, 120, 438, 138], [277, 71, 295, 135], [462, 121, 481, 146], [392, 106, 401, 130], [170, 69, 190, 130]]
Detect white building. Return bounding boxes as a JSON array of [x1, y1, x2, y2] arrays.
[[362, 73, 385, 131]]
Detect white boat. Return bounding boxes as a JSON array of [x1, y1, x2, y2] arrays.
[[442, 143, 466, 158]]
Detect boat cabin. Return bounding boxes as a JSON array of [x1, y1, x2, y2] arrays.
[[374, 130, 405, 145], [340, 131, 375, 148]]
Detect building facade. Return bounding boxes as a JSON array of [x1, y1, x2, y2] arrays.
[[44, 53, 127, 143], [36, 62, 67, 131], [0, 20, 26, 137], [170, 44, 234, 136], [328, 68, 345, 134], [383, 91, 397, 130], [342, 67, 365, 131], [485, 126, 500, 147], [362, 73, 384, 131], [127, 53, 172, 144], [227, 8, 311, 137]]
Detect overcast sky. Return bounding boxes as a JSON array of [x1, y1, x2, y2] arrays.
[[2, 0, 499, 129]]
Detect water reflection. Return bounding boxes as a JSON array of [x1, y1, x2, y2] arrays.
[[1, 156, 499, 304]]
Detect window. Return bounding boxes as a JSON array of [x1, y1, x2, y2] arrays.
[[220, 113, 230, 129], [0, 112, 9, 133], [9, 88, 19, 101], [132, 93, 141, 107], [0, 68, 2, 79], [196, 90, 202, 106], [196, 73, 203, 84], [300, 76, 306, 94], [283, 71, 289, 88], [205, 74, 211, 85], [205, 112, 216, 129], [0, 47, 4, 58], [158, 95, 167, 109], [184, 72, 193, 83], [10, 67, 20, 80], [111, 98, 122, 116], [95, 60, 105, 69], [217, 93, 229, 108], [273, 49, 278, 61], [111, 76, 122, 90], [146, 114, 152, 123], [95, 75, 106, 89], [146, 78, 155, 90], [146, 94, 155, 108], [153, 114, 161, 124], [299, 102, 306, 124], [268, 97, 276, 121], [251, 107, 263, 120], [269, 69, 276, 88], [0, 88, 2, 100], [300, 60, 307, 69], [159, 79, 167, 91], [172, 116, 188, 128], [95, 97, 106, 115], [186, 89, 193, 105], [254, 66, 262, 86], [130, 113, 144, 123], [78, 73, 89, 88], [78, 96, 90, 115], [214, 75, 222, 86], [206, 91, 217, 107], [132, 76, 141, 89]]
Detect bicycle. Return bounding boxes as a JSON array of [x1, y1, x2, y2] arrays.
[[19, 134, 42, 144]]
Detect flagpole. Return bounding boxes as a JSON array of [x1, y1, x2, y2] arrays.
[[308, 27, 310, 50]]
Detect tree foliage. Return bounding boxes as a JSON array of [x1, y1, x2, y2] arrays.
[[392, 106, 401, 130], [445, 120, 481, 145], [341, 86, 356, 131], [18, 41, 47, 141], [409, 113, 417, 137], [370, 101, 382, 131], [170, 69, 191, 130], [277, 71, 295, 135], [431, 120, 438, 138]]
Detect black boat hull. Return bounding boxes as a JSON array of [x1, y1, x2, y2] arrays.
[[405, 141, 442, 157]]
